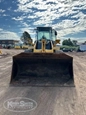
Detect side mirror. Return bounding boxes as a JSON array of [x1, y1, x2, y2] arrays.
[[55, 31, 57, 36], [55, 39, 60, 44]]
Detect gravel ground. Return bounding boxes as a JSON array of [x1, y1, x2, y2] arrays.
[[0, 49, 86, 115]]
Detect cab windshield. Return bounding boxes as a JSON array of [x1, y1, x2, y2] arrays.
[[37, 31, 51, 40]]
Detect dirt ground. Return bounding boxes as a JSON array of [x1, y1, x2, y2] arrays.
[[0, 49, 86, 115]]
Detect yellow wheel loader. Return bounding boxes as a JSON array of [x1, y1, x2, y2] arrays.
[[10, 27, 74, 86]]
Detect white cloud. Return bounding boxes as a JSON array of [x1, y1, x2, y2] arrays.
[[12, 16, 26, 21], [0, 9, 5, 13], [52, 16, 86, 40], [0, 28, 3, 31], [20, 28, 34, 34], [27, 15, 37, 19], [7, 7, 12, 11], [22, 22, 29, 27], [0, 30, 20, 40], [2, 14, 8, 16], [71, 12, 86, 19], [12, 17, 22, 21], [18, 0, 29, 4], [12, 0, 86, 42]]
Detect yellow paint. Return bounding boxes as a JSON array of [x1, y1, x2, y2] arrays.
[[0, 50, 2, 54], [55, 39, 60, 44], [15, 46, 21, 49], [33, 39, 58, 53], [22, 45, 29, 49]]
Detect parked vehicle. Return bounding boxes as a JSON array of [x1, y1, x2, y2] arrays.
[[77, 45, 86, 52]]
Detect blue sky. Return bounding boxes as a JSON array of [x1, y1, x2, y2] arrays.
[[0, 0, 86, 43]]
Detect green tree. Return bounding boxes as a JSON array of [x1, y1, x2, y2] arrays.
[[72, 40, 77, 46], [62, 38, 74, 46], [62, 39, 68, 45], [21, 31, 32, 45]]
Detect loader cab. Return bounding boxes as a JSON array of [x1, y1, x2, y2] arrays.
[[34, 27, 57, 51], [52, 29, 57, 41], [36, 27, 57, 41], [34, 27, 58, 51]]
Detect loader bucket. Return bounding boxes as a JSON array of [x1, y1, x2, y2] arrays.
[[10, 53, 74, 86]]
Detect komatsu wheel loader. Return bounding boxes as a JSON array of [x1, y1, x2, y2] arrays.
[[10, 27, 74, 86]]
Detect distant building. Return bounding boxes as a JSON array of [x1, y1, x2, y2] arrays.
[[0, 39, 19, 48]]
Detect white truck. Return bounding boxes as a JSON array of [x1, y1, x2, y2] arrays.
[[79, 44, 86, 51]]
